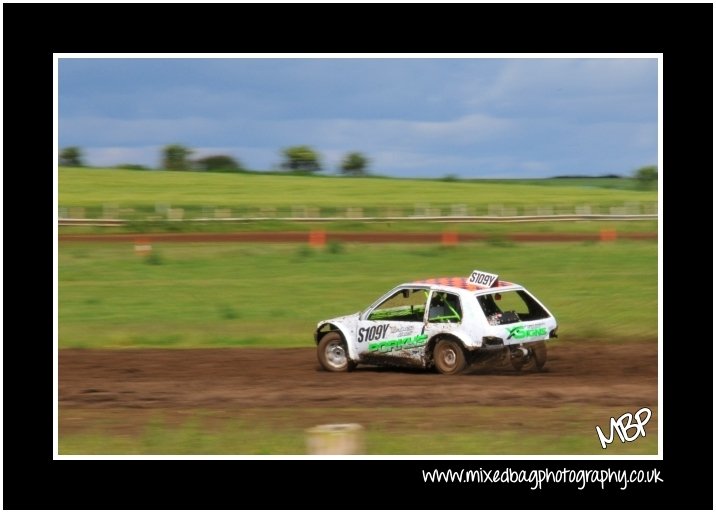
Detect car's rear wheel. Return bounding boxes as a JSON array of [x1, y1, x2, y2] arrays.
[[531, 341, 547, 370], [510, 348, 527, 371], [511, 341, 547, 371], [433, 339, 467, 375], [317, 332, 356, 372]]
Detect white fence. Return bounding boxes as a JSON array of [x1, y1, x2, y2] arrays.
[[58, 202, 658, 226]]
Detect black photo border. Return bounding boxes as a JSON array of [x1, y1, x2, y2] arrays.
[[3, 2, 712, 510]]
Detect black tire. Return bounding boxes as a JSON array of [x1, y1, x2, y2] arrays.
[[317, 332, 355, 372], [531, 341, 547, 371], [511, 341, 547, 372], [510, 348, 527, 371], [433, 339, 467, 375]]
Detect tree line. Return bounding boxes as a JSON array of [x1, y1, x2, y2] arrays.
[[59, 144, 370, 176], [59, 145, 658, 186]]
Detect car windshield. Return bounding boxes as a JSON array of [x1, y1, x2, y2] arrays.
[[476, 290, 549, 325]]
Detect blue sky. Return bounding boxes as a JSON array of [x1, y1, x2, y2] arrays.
[[58, 56, 658, 178]]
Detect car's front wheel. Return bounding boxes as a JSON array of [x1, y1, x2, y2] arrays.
[[317, 332, 356, 372], [433, 338, 467, 375]]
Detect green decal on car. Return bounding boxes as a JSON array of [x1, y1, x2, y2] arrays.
[[506, 326, 548, 340], [369, 334, 428, 353]]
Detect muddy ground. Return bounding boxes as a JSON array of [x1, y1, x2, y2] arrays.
[[60, 341, 656, 413]]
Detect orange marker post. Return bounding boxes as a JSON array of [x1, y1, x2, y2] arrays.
[[309, 230, 326, 247], [134, 238, 152, 255], [441, 231, 458, 246], [599, 229, 617, 242]]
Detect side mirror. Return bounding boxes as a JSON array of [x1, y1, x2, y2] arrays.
[[495, 293, 502, 300]]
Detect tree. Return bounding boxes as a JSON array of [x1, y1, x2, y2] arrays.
[[194, 155, 242, 172], [340, 152, 369, 176], [59, 146, 84, 167], [634, 165, 657, 189], [162, 144, 193, 171], [114, 164, 149, 170], [280, 145, 321, 173]]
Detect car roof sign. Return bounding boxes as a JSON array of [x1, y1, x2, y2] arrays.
[[467, 270, 499, 288]]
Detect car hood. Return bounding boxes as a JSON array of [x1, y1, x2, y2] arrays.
[[317, 312, 361, 327]]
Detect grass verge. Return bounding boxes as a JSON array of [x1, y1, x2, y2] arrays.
[[58, 241, 657, 349], [59, 405, 658, 455]]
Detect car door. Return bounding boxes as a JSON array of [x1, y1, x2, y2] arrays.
[[356, 287, 429, 363]]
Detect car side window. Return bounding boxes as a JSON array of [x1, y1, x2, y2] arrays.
[[428, 292, 462, 323], [477, 290, 549, 325], [367, 288, 427, 322]]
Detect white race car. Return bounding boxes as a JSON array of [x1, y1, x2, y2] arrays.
[[315, 270, 558, 374]]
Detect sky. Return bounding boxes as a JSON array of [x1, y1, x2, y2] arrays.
[[58, 56, 658, 178]]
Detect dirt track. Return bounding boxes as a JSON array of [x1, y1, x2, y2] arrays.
[[59, 341, 657, 411]]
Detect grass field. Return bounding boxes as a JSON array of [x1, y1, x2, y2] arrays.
[[58, 241, 657, 349], [59, 167, 657, 214], [58, 170, 658, 456]]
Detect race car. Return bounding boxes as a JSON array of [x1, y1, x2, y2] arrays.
[[314, 270, 558, 374]]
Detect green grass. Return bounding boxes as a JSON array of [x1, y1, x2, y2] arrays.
[[60, 418, 305, 455], [59, 424, 657, 455], [59, 167, 657, 214], [58, 405, 658, 455], [463, 176, 649, 190], [58, 241, 657, 349]]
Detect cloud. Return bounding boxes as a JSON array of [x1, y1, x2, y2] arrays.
[[84, 146, 161, 167], [461, 58, 657, 119], [62, 112, 514, 159], [61, 116, 223, 146]]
